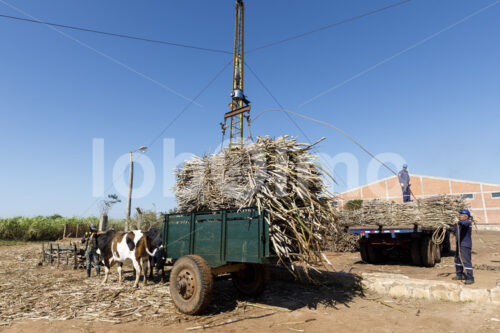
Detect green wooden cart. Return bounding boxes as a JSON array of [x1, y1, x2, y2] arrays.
[[162, 207, 274, 314]]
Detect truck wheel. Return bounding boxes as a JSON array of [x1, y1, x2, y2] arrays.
[[232, 264, 269, 296], [170, 255, 213, 315], [420, 236, 435, 267], [359, 242, 369, 263], [410, 239, 422, 266], [366, 244, 380, 264], [434, 243, 441, 263]]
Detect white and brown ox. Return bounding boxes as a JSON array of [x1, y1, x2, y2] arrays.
[[96, 230, 156, 287]]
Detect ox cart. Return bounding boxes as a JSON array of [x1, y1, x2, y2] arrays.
[[161, 208, 275, 314]]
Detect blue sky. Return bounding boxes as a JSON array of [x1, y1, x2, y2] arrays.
[[1, 0, 499, 218]]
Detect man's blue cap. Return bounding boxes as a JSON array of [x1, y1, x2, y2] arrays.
[[403, 164, 408, 168], [459, 209, 471, 216]]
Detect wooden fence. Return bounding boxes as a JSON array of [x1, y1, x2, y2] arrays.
[[41, 241, 87, 269]]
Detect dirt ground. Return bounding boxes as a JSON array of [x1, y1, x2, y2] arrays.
[[1, 231, 499, 333], [325, 230, 500, 290]]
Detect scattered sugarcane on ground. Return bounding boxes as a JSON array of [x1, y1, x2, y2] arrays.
[[2, 233, 499, 332], [337, 195, 470, 229], [0, 242, 359, 327], [174, 135, 341, 272]]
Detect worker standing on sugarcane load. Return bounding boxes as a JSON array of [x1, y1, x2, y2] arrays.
[[81, 224, 100, 278], [398, 164, 411, 202], [451, 209, 474, 284]]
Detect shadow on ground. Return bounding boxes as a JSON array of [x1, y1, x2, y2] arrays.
[[352, 250, 456, 267], [120, 264, 362, 315], [206, 265, 362, 315]]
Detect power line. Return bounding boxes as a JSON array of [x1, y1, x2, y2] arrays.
[[79, 58, 232, 216], [252, 108, 399, 177], [0, 13, 232, 55], [252, 108, 428, 201], [0, 1, 412, 56], [244, 61, 308, 141], [297, 0, 500, 108], [146, 59, 233, 148], [246, 0, 413, 53], [244, 61, 348, 188], [0, 1, 204, 106]]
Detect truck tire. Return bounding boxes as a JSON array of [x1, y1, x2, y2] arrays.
[[170, 255, 213, 315], [434, 243, 441, 263], [420, 236, 435, 267], [410, 239, 422, 266], [232, 263, 269, 296], [366, 243, 381, 264], [359, 242, 369, 263]]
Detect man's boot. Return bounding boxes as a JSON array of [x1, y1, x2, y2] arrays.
[[464, 279, 474, 285], [452, 275, 464, 281]]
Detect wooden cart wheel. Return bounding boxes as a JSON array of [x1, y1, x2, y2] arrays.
[[170, 255, 213, 315], [420, 236, 435, 267], [434, 243, 441, 263], [410, 239, 422, 266], [232, 263, 269, 296], [359, 242, 369, 263], [366, 243, 381, 264]]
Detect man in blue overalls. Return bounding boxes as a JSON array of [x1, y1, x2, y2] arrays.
[[451, 209, 474, 284], [398, 164, 411, 202]]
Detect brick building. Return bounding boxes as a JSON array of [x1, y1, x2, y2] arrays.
[[337, 174, 500, 228]]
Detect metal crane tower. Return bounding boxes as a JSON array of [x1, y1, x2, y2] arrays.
[[223, 0, 250, 150]]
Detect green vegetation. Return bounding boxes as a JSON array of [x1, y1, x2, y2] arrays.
[[0, 239, 32, 246], [0, 216, 124, 241], [0, 207, 174, 241], [345, 199, 363, 211], [130, 210, 163, 230]]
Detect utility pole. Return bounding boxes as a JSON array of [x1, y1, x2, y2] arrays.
[[223, 0, 251, 150], [125, 152, 133, 231], [125, 146, 147, 231]]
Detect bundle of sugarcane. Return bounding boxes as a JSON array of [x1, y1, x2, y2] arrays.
[[337, 195, 469, 229], [322, 231, 360, 252], [174, 135, 337, 269]]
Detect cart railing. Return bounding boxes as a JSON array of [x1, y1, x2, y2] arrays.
[[163, 208, 270, 268]]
